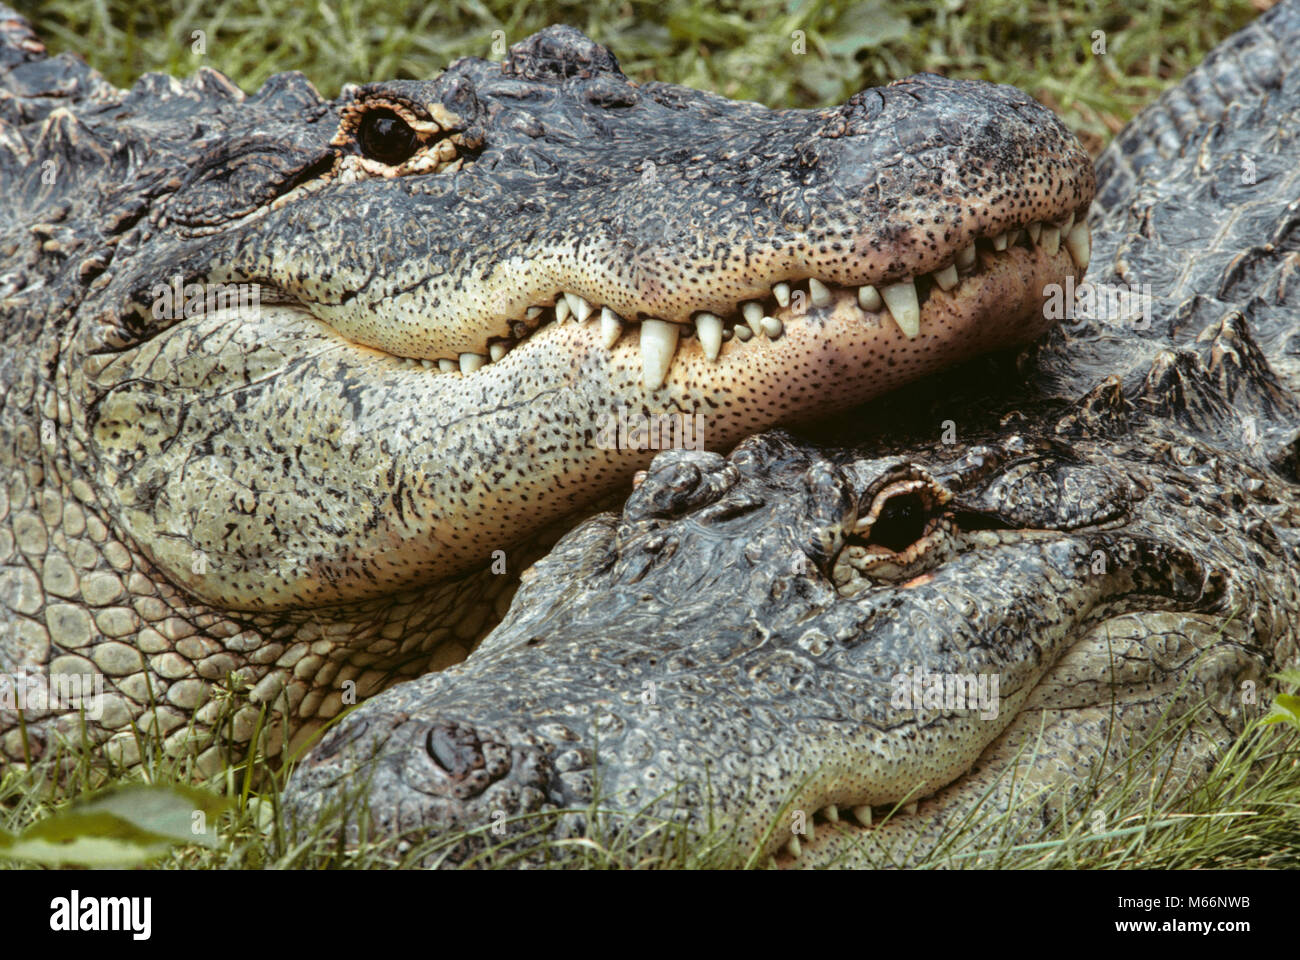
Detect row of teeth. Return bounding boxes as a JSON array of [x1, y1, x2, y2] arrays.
[[783, 800, 921, 858], [396, 215, 1090, 390]]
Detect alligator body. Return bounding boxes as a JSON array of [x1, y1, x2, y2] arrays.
[[284, 2, 1300, 867], [0, 14, 1092, 771]]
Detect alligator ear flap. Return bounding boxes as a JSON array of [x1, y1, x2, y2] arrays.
[[503, 25, 625, 82]]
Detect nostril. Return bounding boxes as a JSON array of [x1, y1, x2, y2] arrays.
[[426, 722, 486, 781], [866, 491, 930, 552]]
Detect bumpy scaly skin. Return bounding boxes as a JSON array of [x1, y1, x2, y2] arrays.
[[285, 1, 1300, 867], [0, 15, 1090, 769]]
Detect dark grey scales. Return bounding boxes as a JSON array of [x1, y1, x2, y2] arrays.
[[284, 2, 1300, 867]]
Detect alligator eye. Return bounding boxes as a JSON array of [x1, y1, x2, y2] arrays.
[[358, 109, 420, 165], [866, 492, 930, 552]]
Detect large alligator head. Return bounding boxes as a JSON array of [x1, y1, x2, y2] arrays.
[[0, 17, 1091, 766], [282, 5, 1300, 866]]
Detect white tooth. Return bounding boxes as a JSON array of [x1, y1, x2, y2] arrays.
[[459, 353, 486, 373], [824, 805, 839, 823], [1041, 225, 1061, 256], [564, 292, 592, 322], [525, 306, 542, 320], [772, 282, 791, 307], [489, 342, 508, 362], [880, 279, 920, 339], [741, 301, 764, 327], [555, 297, 571, 323], [956, 244, 976, 270], [734, 324, 753, 341], [903, 801, 918, 816], [804, 819, 815, 842], [1060, 212, 1074, 236], [1065, 222, 1091, 271], [1008, 228, 1024, 246], [600, 307, 624, 349], [639, 319, 679, 390], [992, 232, 1008, 251], [933, 264, 959, 291], [857, 285, 883, 311], [786, 836, 802, 858], [808, 277, 831, 306], [695, 312, 723, 361], [853, 805, 873, 828], [420, 359, 435, 370], [438, 359, 457, 373], [1027, 221, 1042, 243], [759, 316, 783, 338]]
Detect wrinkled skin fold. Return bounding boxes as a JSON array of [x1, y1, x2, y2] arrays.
[[285, 1, 1300, 867]]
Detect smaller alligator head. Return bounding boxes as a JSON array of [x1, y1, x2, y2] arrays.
[[24, 26, 1093, 614], [286, 412, 1284, 866]]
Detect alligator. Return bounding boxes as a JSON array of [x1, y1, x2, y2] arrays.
[[283, 1, 1300, 867], [0, 12, 1093, 773]]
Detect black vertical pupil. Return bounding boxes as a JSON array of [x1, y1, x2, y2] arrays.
[[358, 109, 418, 165]]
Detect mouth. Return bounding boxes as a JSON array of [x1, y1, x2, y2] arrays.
[[366, 212, 1091, 390]]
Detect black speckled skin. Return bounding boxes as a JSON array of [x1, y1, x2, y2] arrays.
[[286, 1, 1300, 867]]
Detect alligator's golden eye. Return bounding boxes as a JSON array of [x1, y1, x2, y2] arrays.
[[358, 109, 420, 165]]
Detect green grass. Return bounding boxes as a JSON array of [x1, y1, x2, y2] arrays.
[[16, 0, 1268, 154]]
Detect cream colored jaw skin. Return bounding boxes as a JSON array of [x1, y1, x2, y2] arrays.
[[384, 214, 1092, 391]]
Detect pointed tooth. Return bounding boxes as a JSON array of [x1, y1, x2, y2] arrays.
[[564, 292, 592, 322], [992, 232, 1009, 251], [459, 353, 486, 374], [639, 319, 679, 391], [759, 316, 783, 338], [772, 282, 791, 308], [741, 301, 764, 326], [955, 244, 976, 270], [1041, 225, 1061, 256], [525, 306, 542, 320], [1065, 222, 1091, 271], [902, 801, 918, 816], [420, 359, 435, 370], [804, 819, 815, 842], [1008, 228, 1024, 246], [600, 307, 624, 349], [857, 285, 882, 311], [1060, 212, 1074, 236], [853, 805, 873, 828], [1027, 221, 1042, 243], [808, 277, 831, 306], [438, 359, 457, 373], [786, 835, 802, 858], [734, 323, 752, 341], [824, 805, 839, 823], [880, 279, 920, 339], [555, 297, 571, 323], [695, 312, 723, 361], [933, 264, 959, 291], [489, 342, 508, 362]]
